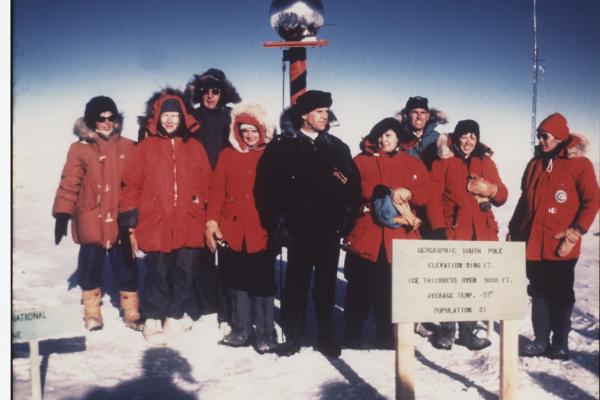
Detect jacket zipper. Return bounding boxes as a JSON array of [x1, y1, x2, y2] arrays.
[[171, 138, 178, 207]]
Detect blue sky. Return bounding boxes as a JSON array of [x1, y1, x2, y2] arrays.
[[9, 0, 600, 208]]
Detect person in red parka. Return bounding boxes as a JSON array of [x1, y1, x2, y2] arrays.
[[53, 96, 140, 332], [119, 90, 211, 345], [509, 113, 599, 360], [429, 119, 508, 351], [343, 118, 441, 349], [204, 102, 278, 354]]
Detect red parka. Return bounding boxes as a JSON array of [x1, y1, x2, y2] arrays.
[[346, 142, 437, 263], [119, 94, 211, 253], [430, 143, 508, 241], [206, 103, 274, 253], [53, 118, 135, 248], [509, 134, 599, 261]]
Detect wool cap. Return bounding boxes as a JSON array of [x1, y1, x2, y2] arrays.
[[84, 96, 119, 129], [294, 90, 332, 116], [452, 119, 480, 141], [405, 96, 429, 112], [365, 117, 403, 143], [537, 113, 569, 141], [159, 98, 182, 114]]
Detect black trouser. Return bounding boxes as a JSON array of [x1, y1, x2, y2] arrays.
[[526, 259, 576, 307], [77, 244, 138, 292], [186, 249, 220, 320], [281, 242, 340, 340], [343, 245, 392, 343], [143, 248, 200, 320]]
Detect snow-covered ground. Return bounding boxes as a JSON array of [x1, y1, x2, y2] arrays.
[[11, 166, 599, 400]]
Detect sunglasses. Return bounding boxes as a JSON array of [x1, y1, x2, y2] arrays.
[[536, 132, 549, 141], [200, 87, 221, 96], [96, 116, 116, 123]]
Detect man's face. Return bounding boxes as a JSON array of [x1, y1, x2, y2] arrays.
[[160, 112, 181, 134], [407, 108, 430, 133], [201, 87, 221, 110], [302, 107, 329, 133], [95, 111, 115, 137], [537, 131, 561, 153], [240, 125, 260, 149]]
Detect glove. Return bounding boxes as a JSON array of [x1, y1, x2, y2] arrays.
[[393, 200, 422, 231], [338, 211, 356, 238], [554, 228, 582, 258], [392, 187, 412, 204], [467, 174, 498, 198], [205, 220, 223, 253], [54, 213, 70, 245], [430, 228, 447, 240]]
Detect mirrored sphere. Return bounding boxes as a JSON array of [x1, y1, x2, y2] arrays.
[[270, 0, 325, 41]]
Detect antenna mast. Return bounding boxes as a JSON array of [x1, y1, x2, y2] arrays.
[[531, 0, 539, 154]]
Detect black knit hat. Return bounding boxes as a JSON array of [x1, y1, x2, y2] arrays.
[[159, 98, 182, 114], [84, 96, 119, 129], [452, 119, 480, 141], [294, 90, 332, 117], [405, 96, 429, 112]]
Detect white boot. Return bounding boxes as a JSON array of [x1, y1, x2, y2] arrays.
[[143, 319, 167, 345], [164, 317, 188, 339]]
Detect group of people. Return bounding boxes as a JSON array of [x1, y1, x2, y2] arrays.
[[53, 68, 598, 361]]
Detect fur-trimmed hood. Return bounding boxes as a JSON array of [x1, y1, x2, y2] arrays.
[[534, 132, 591, 160], [229, 102, 274, 153], [435, 132, 494, 161], [394, 107, 448, 129], [73, 116, 123, 143], [138, 88, 199, 140], [184, 68, 242, 109]]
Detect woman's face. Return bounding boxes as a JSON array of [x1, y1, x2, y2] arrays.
[[160, 112, 181, 134], [458, 132, 478, 157], [537, 131, 561, 153], [240, 124, 260, 149], [378, 129, 399, 153], [95, 111, 115, 136]]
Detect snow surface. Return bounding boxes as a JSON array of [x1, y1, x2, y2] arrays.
[[11, 138, 600, 400]]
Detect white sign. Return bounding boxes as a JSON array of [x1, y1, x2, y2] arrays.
[[392, 240, 527, 323], [12, 304, 83, 343]]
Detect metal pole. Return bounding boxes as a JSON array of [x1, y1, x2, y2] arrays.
[[531, 0, 539, 155]]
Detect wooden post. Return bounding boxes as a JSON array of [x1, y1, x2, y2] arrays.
[[283, 47, 307, 105], [29, 339, 42, 400], [395, 323, 415, 400], [487, 320, 494, 337], [500, 320, 519, 400]]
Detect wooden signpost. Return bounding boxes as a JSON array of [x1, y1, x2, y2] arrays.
[[12, 304, 84, 400], [392, 240, 527, 400]]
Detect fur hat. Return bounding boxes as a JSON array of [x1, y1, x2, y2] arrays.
[[185, 68, 242, 107], [293, 90, 332, 117], [405, 96, 429, 112], [84, 96, 121, 130], [452, 119, 480, 141], [229, 103, 274, 153], [538, 113, 569, 141]]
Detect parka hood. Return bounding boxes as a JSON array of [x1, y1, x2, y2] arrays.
[[73, 116, 123, 143], [139, 89, 199, 140], [394, 107, 448, 130], [436, 132, 494, 161], [228, 102, 275, 153], [534, 132, 591, 160], [184, 68, 242, 108]]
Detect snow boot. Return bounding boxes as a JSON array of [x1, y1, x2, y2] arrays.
[[120, 291, 143, 331], [82, 288, 103, 331], [315, 333, 342, 358], [343, 324, 362, 349], [220, 290, 253, 347], [548, 305, 573, 360], [521, 297, 551, 357], [456, 321, 491, 351], [252, 296, 278, 354], [431, 322, 455, 350], [414, 322, 433, 338], [164, 317, 190, 340], [277, 313, 304, 357], [143, 318, 167, 345]]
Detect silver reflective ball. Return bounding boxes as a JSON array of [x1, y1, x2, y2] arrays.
[[270, 0, 325, 41]]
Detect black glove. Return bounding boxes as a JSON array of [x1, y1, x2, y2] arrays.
[[430, 228, 447, 240], [118, 227, 136, 267], [54, 213, 70, 245]]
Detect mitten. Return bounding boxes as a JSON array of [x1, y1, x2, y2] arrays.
[[554, 228, 582, 258], [54, 213, 70, 245]]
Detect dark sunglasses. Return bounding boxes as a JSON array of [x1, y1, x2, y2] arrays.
[[96, 115, 116, 122], [536, 132, 549, 141], [200, 87, 221, 95]]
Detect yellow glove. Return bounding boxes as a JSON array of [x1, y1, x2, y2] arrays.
[[467, 174, 498, 198], [553, 228, 582, 258]]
